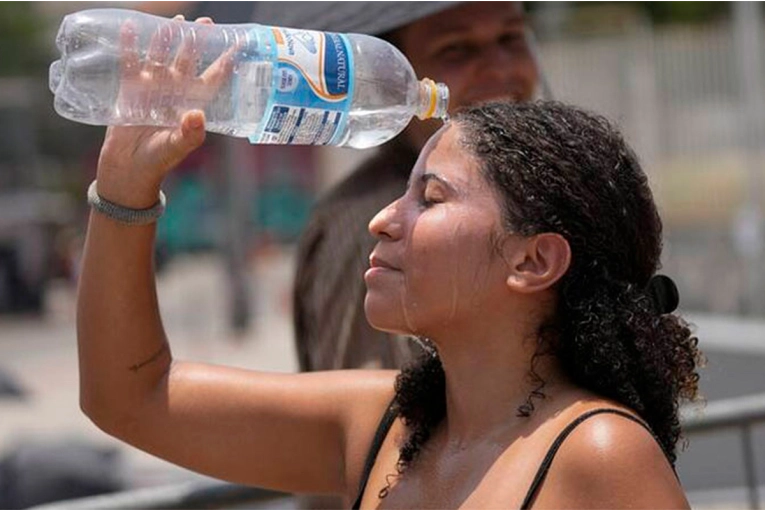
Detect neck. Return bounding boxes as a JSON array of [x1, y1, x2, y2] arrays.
[[431, 319, 565, 445]]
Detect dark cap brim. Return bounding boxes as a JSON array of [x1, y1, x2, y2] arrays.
[[250, 1, 463, 35]]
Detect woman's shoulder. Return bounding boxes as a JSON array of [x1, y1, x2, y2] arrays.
[[531, 398, 689, 508], [545, 397, 670, 474], [555, 402, 667, 468]]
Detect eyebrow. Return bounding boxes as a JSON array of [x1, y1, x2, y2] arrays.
[[409, 172, 458, 194]]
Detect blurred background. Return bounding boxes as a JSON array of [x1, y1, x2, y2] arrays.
[[1, 1, 764, 508]]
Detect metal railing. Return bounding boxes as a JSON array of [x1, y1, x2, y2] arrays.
[[30, 479, 285, 510], [30, 392, 765, 510], [681, 393, 765, 509]]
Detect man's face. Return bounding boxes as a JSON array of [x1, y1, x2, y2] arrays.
[[395, 2, 539, 148]]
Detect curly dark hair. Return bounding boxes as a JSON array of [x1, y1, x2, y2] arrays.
[[387, 101, 702, 489]]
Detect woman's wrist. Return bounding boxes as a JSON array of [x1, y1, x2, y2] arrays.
[[88, 180, 166, 226], [94, 172, 164, 210]]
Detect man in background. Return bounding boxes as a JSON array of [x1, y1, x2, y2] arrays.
[[142, 1, 542, 371], [292, 2, 541, 372]]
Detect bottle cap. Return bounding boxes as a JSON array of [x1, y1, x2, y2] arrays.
[[417, 78, 449, 120]]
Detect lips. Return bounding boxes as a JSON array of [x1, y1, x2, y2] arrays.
[[369, 253, 399, 271]]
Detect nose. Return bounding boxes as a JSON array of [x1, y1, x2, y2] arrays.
[[369, 199, 404, 241]]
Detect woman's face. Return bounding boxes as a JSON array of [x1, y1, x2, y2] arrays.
[[364, 124, 513, 337]]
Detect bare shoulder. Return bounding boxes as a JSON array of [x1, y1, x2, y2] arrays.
[[533, 407, 690, 509]]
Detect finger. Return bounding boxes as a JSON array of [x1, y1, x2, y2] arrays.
[[200, 43, 238, 89], [120, 20, 140, 79], [173, 16, 216, 78], [144, 20, 176, 76], [165, 110, 207, 168], [181, 110, 206, 143], [171, 15, 197, 77]]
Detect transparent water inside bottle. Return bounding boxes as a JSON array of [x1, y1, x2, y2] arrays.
[[50, 12, 276, 136], [49, 10, 448, 148], [336, 34, 421, 149]]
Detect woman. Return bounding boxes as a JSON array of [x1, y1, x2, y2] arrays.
[[78, 81, 701, 506]]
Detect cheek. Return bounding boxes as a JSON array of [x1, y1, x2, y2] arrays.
[[513, 56, 540, 96], [405, 214, 500, 317]]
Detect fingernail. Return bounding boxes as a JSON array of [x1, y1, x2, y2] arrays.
[[173, 14, 185, 21], [189, 113, 203, 129]]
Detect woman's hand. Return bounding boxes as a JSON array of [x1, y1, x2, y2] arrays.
[[95, 15, 234, 208]]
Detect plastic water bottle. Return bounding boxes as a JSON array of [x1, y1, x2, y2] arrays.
[[48, 8, 449, 149]]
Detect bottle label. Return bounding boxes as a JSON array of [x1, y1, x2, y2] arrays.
[[250, 27, 353, 145]]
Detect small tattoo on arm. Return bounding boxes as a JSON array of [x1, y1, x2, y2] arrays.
[[129, 342, 169, 373]]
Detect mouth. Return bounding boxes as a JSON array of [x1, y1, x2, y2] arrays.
[[368, 253, 399, 271]]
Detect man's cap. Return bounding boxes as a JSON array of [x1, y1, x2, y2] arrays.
[[195, 2, 463, 35]]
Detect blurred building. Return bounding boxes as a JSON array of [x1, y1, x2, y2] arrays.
[[0, 78, 75, 313], [527, 2, 765, 316]]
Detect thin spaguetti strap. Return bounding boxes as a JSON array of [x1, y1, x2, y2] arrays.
[[351, 400, 398, 510], [520, 408, 664, 510]]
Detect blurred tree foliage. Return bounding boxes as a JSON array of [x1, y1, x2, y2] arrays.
[[0, 2, 48, 76], [640, 2, 730, 24]]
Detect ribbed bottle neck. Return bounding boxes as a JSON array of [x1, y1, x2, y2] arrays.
[[416, 78, 449, 121]]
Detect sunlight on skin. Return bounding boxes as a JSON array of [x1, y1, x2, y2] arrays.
[[370, 123, 511, 340], [447, 220, 464, 326]]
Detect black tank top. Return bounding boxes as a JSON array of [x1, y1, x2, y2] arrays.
[[350, 405, 667, 509]]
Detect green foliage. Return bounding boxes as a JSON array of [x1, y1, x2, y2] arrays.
[[0, 2, 48, 76], [640, 1, 730, 25]]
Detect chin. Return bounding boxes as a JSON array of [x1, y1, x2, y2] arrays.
[[364, 299, 411, 336]]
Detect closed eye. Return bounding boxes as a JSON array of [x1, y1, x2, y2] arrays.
[[419, 193, 443, 208], [419, 175, 450, 208]]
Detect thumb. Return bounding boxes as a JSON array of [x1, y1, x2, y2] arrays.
[[164, 110, 206, 169], [178, 109, 207, 152]]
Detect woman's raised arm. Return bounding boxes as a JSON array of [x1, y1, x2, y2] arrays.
[[76, 17, 396, 497], [78, 111, 396, 498]]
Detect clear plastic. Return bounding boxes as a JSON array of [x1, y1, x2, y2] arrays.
[[49, 8, 449, 149]]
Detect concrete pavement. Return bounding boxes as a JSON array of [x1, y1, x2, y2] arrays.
[[0, 247, 299, 491]]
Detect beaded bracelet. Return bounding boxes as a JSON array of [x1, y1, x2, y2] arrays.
[[87, 180, 166, 225]]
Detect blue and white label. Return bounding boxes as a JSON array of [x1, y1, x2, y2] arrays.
[[249, 27, 353, 145], [276, 68, 299, 93]]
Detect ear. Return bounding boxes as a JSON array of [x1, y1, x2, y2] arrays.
[[505, 233, 571, 294]]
